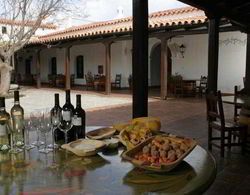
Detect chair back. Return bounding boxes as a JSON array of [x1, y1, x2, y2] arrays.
[[206, 91, 225, 127], [85, 72, 94, 83], [200, 76, 207, 88], [174, 76, 183, 89], [115, 74, 122, 83]]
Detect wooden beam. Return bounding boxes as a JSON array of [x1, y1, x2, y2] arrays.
[[132, 0, 148, 118], [160, 37, 169, 100], [245, 33, 250, 95], [65, 46, 71, 90], [36, 49, 41, 88], [207, 17, 220, 93], [104, 41, 112, 95]]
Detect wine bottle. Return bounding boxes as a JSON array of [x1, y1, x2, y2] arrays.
[[0, 97, 11, 152], [50, 93, 64, 145], [11, 90, 24, 148], [72, 94, 86, 139], [62, 90, 75, 142]]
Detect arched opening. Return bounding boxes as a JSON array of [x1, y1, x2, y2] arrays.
[[150, 43, 172, 91]]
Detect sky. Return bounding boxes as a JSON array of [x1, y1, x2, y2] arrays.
[[59, 0, 187, 28]]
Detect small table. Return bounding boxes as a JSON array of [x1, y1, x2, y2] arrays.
[[0, 127, 216, 194]]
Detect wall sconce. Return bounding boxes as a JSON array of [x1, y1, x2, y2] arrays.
[[179, 44, 186, 58]]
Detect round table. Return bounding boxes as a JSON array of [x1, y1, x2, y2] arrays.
[[0, 127, 216, 195]]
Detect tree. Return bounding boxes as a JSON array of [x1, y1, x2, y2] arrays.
[[0, 0, 81, 95]]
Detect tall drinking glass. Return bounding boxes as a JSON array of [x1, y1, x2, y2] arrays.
[[39, 113, 53, 154], [23, 118, 35, 150], [30, 110, 44, 146]]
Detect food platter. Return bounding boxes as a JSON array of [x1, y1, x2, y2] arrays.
[[122, 135, 197, 172], [86, 127, 116, 140], [61, 139, 106, 157]]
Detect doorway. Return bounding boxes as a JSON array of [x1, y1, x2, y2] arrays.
[[150, 43, 172, 88]]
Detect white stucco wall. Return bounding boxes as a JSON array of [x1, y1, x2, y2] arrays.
[[171, 31, 246, 93], [16, 31, 247, 93]]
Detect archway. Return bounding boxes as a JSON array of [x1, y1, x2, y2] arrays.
[[150, 43, 172, 89]]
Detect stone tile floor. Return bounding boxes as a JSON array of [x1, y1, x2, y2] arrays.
[[87, 97, 250, 195]]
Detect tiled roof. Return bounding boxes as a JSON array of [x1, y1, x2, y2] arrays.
[[0, 18, 56, 29], [30, 6, 206, 44]]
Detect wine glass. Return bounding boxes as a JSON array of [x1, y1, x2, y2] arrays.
[[30, 110, 44, 146], [48, 108, 61, 149], [23, 118, 35, 150], [38, 114, 53, 154], [58, 120, 73, 145]]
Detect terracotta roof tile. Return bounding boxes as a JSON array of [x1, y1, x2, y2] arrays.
[[30, 6, 206, 44], [0, 18, 56, 29]]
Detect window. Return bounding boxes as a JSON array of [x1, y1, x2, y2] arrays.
[[51, 57, 57, 75], [2, 26, 7, 34], [25, 59, 31, 75], [76, 55, 84, 78]]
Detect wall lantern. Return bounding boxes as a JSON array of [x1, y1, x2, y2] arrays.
[[179, 44, 186, 58]]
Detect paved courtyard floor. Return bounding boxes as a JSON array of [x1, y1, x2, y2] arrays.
[[5, 86, 250, 194]]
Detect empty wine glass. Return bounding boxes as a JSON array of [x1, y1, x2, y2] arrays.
[[48, 108, 61, 149], [39, 113, 53, 154], [30, 110, 44, 146], [23, 118, 35, 150], [58, 120, 73, 145]]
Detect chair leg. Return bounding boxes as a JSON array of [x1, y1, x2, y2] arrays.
[[228, 130, 232, 150], [221, 130, 225, 157], [208, 126, 212, 150]]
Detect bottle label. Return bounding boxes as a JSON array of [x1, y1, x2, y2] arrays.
[[0, 124, 7, 136], [62, 111, 71, 121], [72, 116, 82, 126]]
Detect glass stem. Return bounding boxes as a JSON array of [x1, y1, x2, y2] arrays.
[[26, 129, 29, 145], [64, 131, 68, 144], [52, 127, 55, 148], [36, 127, 39, 143], [44, 133, 47, 150]]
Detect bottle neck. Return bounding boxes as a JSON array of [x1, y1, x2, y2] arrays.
[[66, 91, 71, 104], [14, 101, 20, 105], [76, 95, 81, 108]]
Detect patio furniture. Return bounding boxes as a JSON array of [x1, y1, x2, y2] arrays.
[[22, 74, 35, 85], [196, 76, 207, 97], [94, 75, 105, 90], [111, 74, 122, 89], [85, 72, 95, 90], [71, 74, 75, 86], [0, 126, 216, 194], [206, 91, 247, 157], [182, 79, 197, 97], [173, 76, 183, 97], [48, 74, 56, 87], [56, 74, 65, 87]]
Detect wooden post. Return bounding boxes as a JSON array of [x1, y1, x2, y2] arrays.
[[245, 33, 250, 95], [207, 16, 220, 93], [132, 0, 148, 118], [160, 37, 168, 100], [65, 46, 71, 90], [104, 42, 112, 95], [36, 50, 41, 88]]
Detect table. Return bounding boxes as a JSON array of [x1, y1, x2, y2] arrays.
[[182, 79, 199, 97], [0, 127, 216, 195]]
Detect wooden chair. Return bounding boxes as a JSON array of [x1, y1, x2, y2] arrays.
[[56, 74, 65, 87], [111, 74, 122, 89], [85, 73, 94, 90], [173, 76, 183, 97], [48, 74, 56, 87], [71, 74, 75, 86], [95, 75, 105, 91], [206, 91, 247, 157], [196, 76, 207, 97]]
